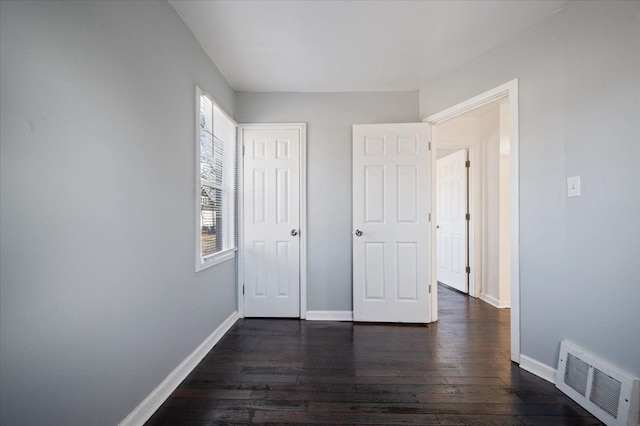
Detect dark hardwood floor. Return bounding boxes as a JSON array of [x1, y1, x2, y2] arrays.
[[146, 285, 601, 425]]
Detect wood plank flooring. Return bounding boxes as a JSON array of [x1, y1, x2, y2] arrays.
[[146, 285, 601, 425]]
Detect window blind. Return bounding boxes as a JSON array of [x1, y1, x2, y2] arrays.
[[198, 91, 237, 262]]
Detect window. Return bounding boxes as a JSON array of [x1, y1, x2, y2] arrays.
[[196, 87, 237, 271]]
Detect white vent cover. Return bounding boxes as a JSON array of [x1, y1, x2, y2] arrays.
[[556, 341, 640, 426]]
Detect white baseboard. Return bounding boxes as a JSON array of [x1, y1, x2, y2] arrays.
[[305, 310, 353, 321], [520, 354, 557, 384], [119, 311, 239, 426], [480, 292, 511, 309]]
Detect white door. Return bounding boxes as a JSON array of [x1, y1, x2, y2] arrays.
[[243, 128, 300, 317], [352, 123, 431, 323], [436, 149, 468, 293]]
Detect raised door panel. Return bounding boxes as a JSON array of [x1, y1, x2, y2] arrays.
[[397, 165, 417, 223], [276, 169, 290, 224], [365, 166, 385, 223], [275, 241, 290, 296], [364, 242, 385, 300], [397, 243, 418, 300], [253, 169, 267, 224]]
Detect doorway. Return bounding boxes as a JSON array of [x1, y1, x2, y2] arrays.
[[427, 79, 520, 362], [434, 98, 511, 306]]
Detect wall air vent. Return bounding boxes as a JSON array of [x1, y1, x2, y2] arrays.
[[556, 341, 640, 426]]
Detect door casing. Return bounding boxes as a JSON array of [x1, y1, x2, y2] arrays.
[[237, 123, 307, 319]]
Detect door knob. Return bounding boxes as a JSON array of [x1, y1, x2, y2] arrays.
[[290, 229, 298, 236], [354, 229, 363, 237]]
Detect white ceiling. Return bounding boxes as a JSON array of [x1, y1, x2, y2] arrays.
[[170, 0, 566, 93]]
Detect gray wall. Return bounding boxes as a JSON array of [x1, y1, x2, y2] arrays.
[[0, 1, 237, 425], [420, 1, 640, 376], [236, 92, 419, 311]]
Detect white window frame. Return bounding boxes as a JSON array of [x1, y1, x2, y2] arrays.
[[195, 86, 237, 271]]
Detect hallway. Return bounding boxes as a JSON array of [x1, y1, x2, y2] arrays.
[[146, 285, 601, 425]]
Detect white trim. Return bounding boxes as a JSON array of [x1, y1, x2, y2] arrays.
[[236, 124, 245, 318], [520, 354, 557, 384], [429, 127, 438, 322], [426, 79, 520, 363], [236, 123, 307, 319], [426, 82, 514, 125], [199, 248, 236, 270], [196, 246, 237, 271], [299, 124, 308, 319], [306, 311, 354, 321], [479, 292, 511, 309], [118, 311, 239, 426], [195, 86, 203, 272], [508, 80, 521, 364]]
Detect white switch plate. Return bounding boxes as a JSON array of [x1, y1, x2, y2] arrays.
[[567, 176, 581, 197]]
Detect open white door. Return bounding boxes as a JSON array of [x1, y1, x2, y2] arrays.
[[352, 123, 431, 323], [243, 127, 301, 317], [436, 149, 469, 293]]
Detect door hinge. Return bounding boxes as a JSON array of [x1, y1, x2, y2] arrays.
[[242, 145, 245, 156], [465, 266, 471, 274], [465, 213, 470, 221], [429, 284, 432, 293], [242, 284, 245, 295], [465, 160, 470, 168], [428, 212, 431, 222], [428, 141, 432, 151]]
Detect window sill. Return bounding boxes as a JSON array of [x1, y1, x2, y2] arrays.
[[196, 248, 236, 272]]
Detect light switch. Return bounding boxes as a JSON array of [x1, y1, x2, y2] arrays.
[[567, 176, 581, 197]]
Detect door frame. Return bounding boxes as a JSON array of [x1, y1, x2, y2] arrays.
[[236, 123, 308, 319], [425, 79, 520, 363], [435, 145, 479, 297]]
